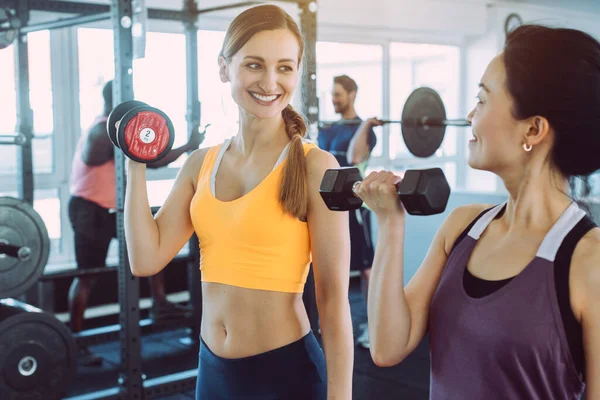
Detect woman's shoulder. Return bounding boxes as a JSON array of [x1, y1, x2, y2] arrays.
[[441, 203, 497, 255], [188, 138, 232, 165], [571, 226, 600, 280], [180, 141, 226, 181], [304, 140, 337, 171], [569, 226, 600, 318], [301, 138, 319, 154], [303, 141, 339, 195]]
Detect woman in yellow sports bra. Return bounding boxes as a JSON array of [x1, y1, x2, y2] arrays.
[[123, 5, 353, 399]]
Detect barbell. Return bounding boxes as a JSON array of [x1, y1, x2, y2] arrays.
[[0, 197, 50, 300], [319, 87, 471, 158], [0, 299, 77, 400]]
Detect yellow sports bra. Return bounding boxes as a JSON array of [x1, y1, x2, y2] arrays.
[[190, 137, 317, 294]]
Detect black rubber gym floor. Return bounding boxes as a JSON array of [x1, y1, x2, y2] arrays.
[[67, 278, 431, 399]]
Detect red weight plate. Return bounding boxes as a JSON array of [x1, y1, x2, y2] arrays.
[[106, 100, 148, 149], [121, 110, 172, 161]]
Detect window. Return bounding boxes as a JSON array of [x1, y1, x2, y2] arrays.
[[0, 31, 54, 176], [147, 179, 175, 208], [34, 189, 62, 257], [0, 43, 17, 135], [389, 42, 460, 187], [133, 32, 188, 166], [78, 28, 114, 133], [0, 41, 17, 177], [465, 147, 497, 192], [590, 173, 600, 196], [316, 42, 384, 157], [197, 30, 238, 148], [78, 29, 190, 167], [462, 95, 497, 192]]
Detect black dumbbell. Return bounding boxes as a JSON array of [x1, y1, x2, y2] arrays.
[[106, 100, 175, 163], [319, 167, 450, 216]]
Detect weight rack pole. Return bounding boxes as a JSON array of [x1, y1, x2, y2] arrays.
[[299, 0, 319, 334], [111, 1, 142, 399], [14, 1, 34, 205], [183, 0, 203, 346]]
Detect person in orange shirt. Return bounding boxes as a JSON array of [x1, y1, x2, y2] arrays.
[[122, 5, 353, 399], [68, 80, 202, 366]]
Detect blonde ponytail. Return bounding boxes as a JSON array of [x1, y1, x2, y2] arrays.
[[280, 105, 309, 220]]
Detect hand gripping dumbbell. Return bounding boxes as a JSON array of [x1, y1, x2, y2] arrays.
[[319, 167, 451, 215], [107, 100, 175, 163]]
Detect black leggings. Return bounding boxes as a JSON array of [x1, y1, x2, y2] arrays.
[[195, 331, 327, 400]]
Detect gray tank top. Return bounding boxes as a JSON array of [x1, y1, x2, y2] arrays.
[[429, 202, 586, 399]]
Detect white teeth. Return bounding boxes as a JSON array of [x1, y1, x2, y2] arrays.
[[251, 92, 278, 102]]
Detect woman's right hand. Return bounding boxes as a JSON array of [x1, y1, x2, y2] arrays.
[[353, 170, 405, 221]]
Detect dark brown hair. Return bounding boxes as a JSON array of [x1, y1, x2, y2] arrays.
[[504, 24, 600, 178], [334, 74, 358, 94]]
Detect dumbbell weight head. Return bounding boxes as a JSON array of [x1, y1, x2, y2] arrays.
[[116, 105, 175, 163], [398, 168, 450, 215], [319, 167, 450, 216], [319, 167, 364, 211], [106, 100, 149, 148]]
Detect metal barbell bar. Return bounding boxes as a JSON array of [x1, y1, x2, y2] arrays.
[[318, 117, 471, 129], [0, 242, 32, 261]]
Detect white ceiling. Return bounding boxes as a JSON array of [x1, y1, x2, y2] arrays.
[[42, 0, 600, 15], [492, 0, 600, 14]]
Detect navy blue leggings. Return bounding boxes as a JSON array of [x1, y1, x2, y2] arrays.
[[195, 331, 327, 400]]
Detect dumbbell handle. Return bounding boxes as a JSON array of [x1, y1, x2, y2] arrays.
[[351, 180, 399, 195], [0, 243, 32, 261], [350, 180, 406, 208]]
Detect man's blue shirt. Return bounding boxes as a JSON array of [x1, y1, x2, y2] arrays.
[[317, 118, 377, 168]]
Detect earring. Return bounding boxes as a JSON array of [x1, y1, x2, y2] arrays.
[[523, 143, 532, 152]]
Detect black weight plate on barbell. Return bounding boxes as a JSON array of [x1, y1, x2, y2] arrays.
[[401, 87, 447, 158], [106, 100, 149, 149], [0, 197, 49, 300], [0, 300, 76, 400]]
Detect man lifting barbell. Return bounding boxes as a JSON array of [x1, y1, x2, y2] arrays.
[[67, 80, 204, 367], [356, 24, 600, 400], [318, 82, 473, 218]]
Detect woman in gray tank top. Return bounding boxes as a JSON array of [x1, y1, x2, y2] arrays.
[[353, 24, 600, 399]]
